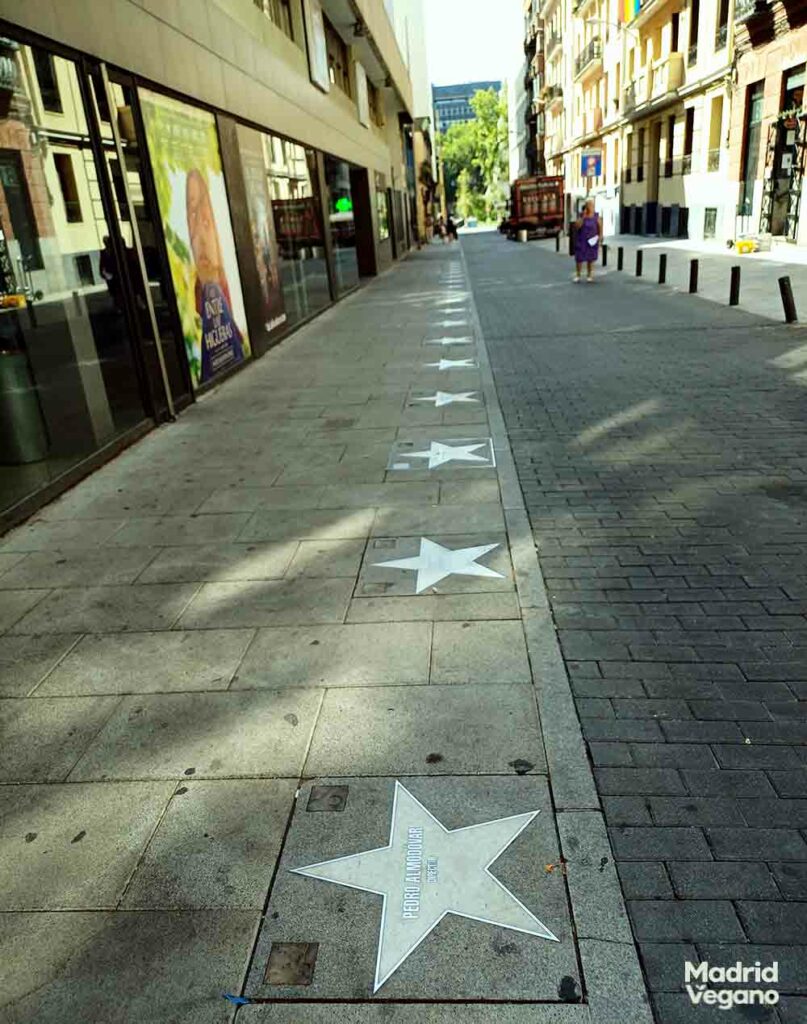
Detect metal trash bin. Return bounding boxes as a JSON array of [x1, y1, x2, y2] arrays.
[[517, 229, 528, 243], [0, 351, 48, 464]]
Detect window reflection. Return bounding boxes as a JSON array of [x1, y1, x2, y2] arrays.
[[323, 154, 359, 295], [0, 37, 144, 515]]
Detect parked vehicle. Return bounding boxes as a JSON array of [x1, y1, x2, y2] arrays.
[[505, 175, 564, 240]]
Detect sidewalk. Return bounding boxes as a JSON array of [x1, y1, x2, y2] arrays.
[[0, 246, 650, 1022], [541, 233, 807, 324]]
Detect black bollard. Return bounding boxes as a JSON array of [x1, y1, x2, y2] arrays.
[[779, 276, 798, 323], [689, 259, 699, 294], [636, 249, 643, 277], [729, 266, 741, 307], [658, 253, 667, 284], [617, 246, 624, 271], [602, 243, 608, 267], [555, 232, 560, 253]]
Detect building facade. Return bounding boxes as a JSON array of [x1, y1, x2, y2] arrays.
[[0, 0, 423, 530], [521, 0, 546, 176], [729, 0, 807, 246], [546, 0, 735, 240], [432, 80, 502, 134]]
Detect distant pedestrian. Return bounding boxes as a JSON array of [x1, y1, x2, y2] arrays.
[[446, 215, 458, 243], [436, 216, 446, 243], [573, 199, 601, 283]]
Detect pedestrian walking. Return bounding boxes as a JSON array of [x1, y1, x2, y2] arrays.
[[446, 215, 458, 243], [573, 199, 601, 283]]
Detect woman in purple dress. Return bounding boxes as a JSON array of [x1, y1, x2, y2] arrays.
[[573, 199, 601, 283]]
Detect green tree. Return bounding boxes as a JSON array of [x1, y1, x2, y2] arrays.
[[437, 86, 509, 222]]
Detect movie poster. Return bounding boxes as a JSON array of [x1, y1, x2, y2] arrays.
[[139, 89, 251, 389], [235, 124, 287, 338]]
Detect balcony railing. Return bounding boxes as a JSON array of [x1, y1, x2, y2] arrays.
[[707, 147, 721, 171], [574, 37, 602, 78], [682, 153, 693, 174], [715, 22, 728, 48], [649, 53, 684, 100], [623, 72, 648, 113], [545, 84, 563, 112], [688, 42, 698, 65], [546, 30, 562, 56]]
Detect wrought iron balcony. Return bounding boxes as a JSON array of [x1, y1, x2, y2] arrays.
[[546, 30, 563, 57], [715, 21, 728, 48], [574, 37, 602, 78], [735, 0, 771, 22]]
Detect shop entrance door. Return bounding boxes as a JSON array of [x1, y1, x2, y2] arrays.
[[84, 65, 192, 417]]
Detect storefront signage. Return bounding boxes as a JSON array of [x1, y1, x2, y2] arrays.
[[581, 149, 602, 177], [305, 0, 330, 93], [139, 89, 251, 389]]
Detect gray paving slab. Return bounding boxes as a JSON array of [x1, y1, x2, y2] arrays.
[[0, 547, 159, 589], [430, 620, 531, 684], [232, 623, 431, 689], [69, 689, 322, 781], [372, 503, 505, 537], [246, 776, 575, 1001], [238, 508, 375, 543], [122, 779, 296, 909], [0, 589, 50, 632], [318, 482, 439, 508], [0, 910, 257, 1024], [9, 583, 200, 634], [0, 696, 120, 782], [109, 513, 252, 547], [0, 634, 80, 696], [38, 629, 254, 696], [0, 551, 26, 576], [176, 577, 353, 628], [357, 533, 513, 597], [41, 484, 215, 520], [137, 542, 297, 583], [438, 479, 501, 504], [284, 538, 366, 578], [0, 781, 174, 909], [196, 485, 324, 514], [304, 684, 545, 776], [346, 591, 521, 622], [0, 518, 126, 551]]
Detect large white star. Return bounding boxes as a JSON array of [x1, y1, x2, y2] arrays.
[[292, 781, 558, 993], [425, 358, 477, 371], [373, 536, 503, 593], [407, 440, 490, 469], [412, 391, 479, 408]]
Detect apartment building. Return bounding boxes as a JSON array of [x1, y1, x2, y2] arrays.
[[521, 0, 738, 241], [522, 0, 546, 176], [0, 0, 425, 529], [729, 0, 807, 245]]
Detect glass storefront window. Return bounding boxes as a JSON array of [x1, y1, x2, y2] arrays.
[[265, 135, 330, 326], [0, 37, 146, 516], [323, 154, 359, 295]]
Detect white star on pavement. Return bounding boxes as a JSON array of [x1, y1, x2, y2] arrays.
[[292, 781, 558, 993], [407, 440, 490, 469], [425, 337, 474, 346], [373, 536, 503, 593], [425, 359, 478, 371], [413, 391, 479, 408]]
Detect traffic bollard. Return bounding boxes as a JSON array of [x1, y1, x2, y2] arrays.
[[555, 233, 560, 253], [779, 276, 798, 323], [689, 259, 699, 294], [602, 243, 608, 267], [729, 266, 741, 307], [636, 249, 643, 277], [617, 246, 624, 271], [658, 253, 667, 284]]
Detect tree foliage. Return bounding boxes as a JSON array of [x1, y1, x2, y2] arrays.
[[437, 87, 509, 221]]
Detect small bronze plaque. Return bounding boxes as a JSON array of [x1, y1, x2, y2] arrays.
[[264, 942, 319, 986], [307, 785, 349, 812]]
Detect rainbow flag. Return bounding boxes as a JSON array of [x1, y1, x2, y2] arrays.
[[621, 0, 640, 21]]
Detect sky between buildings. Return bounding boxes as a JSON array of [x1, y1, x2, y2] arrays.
[[423, 0, 523, 89]]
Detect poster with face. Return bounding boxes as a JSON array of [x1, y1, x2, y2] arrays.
[[235, 124, 287, 337], [139, 89, 251, 389]]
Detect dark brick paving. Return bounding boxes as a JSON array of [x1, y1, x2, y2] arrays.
[[463, 231, 807, 1023]]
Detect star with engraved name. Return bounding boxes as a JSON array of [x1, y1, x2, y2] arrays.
[[425, 358, 477, 371], [373, 536, 503, 593], [412, 391, 479, 408], [406, 440, 490, 469], [292, 781, 558, 993]]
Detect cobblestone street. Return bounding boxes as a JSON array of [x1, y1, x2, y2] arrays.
[[465, 230, 807, 1024]]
